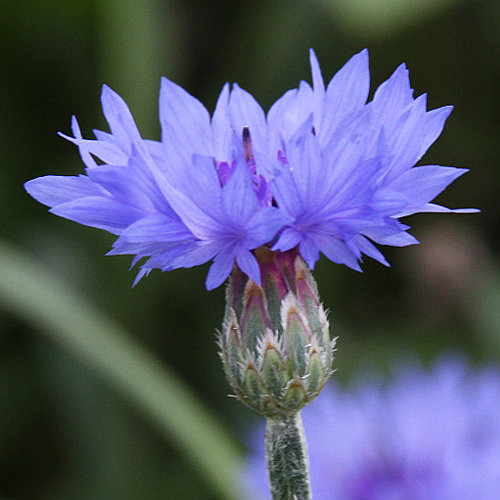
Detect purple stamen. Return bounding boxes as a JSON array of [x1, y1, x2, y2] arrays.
[[214, 127, 273, 207]]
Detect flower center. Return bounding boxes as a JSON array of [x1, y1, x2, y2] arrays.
[[215, 127, 273, 207]]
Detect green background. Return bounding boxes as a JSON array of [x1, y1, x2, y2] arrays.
[[0, 0, 498, 498]]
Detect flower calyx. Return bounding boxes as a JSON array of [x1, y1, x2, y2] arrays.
[[218, 247, 335, 417]]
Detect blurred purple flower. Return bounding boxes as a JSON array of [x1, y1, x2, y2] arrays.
[[245, 356, 500, 499], [25, 50, 477, 289]]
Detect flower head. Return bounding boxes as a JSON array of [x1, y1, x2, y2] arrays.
[[25, 50, 477, 289], [245, 356, 500, 499]]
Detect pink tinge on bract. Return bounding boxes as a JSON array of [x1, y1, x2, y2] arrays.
[[228, 247, 302, 312], [254, 247, 298, 300]]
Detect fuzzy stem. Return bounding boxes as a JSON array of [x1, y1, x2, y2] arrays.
[[265, 412, 312, 499]]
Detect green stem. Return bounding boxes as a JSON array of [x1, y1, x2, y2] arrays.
[[265, 411, 312, 499]]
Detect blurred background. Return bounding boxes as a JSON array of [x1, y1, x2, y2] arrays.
[[0, 0, 499, 498]]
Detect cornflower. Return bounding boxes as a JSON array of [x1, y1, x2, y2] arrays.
[[25, 49, 476, 289], [25, 49, 478, 500], [245, 356, 500, 499]]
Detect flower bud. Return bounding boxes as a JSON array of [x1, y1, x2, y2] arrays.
[[218, 247, 335, 417]]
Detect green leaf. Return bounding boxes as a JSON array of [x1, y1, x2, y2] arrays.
[[0, 241, 245, 500]]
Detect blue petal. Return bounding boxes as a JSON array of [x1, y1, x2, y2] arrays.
[[24, 175, 103, 208], [311, 234, 361, 271], [235, 249, 261, 285], [318, 115, 372, 205], [298, 236, 321, 269], [272, 227, 302, 253], [381, 95, 429, 181], [370, 188, 410, 214], [388, 165, 468, 214], [167, 240, 222, 269], [155, 179, 221, 239], [160, 77, 212, 156], [321, 49, 370, 141], [50, 196, 145, 234], [136, 244, 195, 273], [285, 122, 359, 212], [309, 49, 325, 94], [228, 84, 267, 154], [117, 213, 193, 244], [132, 268, 151, 286], [93, 129, 114, 142], [267, 88, 298, 151], [252, 151, 287, 184], [415, 204, 480, 214], [86, 164, 159, 213], [417, 105, 453, 160], [58, 132, 129, 166], [70, 116, 98, 169], [268, 164, 303, 219], [309, 49, 325, 128], [206, 247, 236, 290], [350, 235, 390, 267], [212, 83, 232, 162], [179, 154, 221, 209], [244, 206, 291, 248], [371, 63, 414, 124], [267, 81, 314, 149], [109, 239, 169, 257], [221, 157, 259, 224], [101, 85, 142, 155], [150, 158, 223, 239], [363, 226, 419, 247]]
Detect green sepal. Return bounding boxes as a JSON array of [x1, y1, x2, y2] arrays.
[[285, 308, 309, 378], [283, 378, 307, 410], [322, 321, 335, 374], [261, 344, 286, 399], [220, 308, 244, 387], [240, 283, 269, 353], [306, 349, 324, 395], [264, 273, 284, 336], [295, 258, 323, 338], [243, 364, 266, 404]]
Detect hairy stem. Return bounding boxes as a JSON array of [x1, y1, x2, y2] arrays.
[[265, 412, 312, 499]]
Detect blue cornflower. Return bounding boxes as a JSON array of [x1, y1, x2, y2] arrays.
[[25, 50, 477, 289], [257, 50, 478, 269], [25, 86, 288, 289], [245, 356, 500, 499]]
